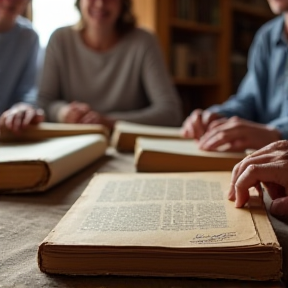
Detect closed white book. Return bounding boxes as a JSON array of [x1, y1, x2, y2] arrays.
[[0, 134, 107, 193]]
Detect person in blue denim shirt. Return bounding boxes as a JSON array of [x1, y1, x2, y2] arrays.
[[0, 0, 43, 132], [182, 0, 288, 152]]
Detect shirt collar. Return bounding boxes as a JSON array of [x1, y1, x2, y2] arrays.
[[272, 15, 286, 46]]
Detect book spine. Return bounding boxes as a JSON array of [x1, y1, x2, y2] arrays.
[[172, 43, 190, 78]]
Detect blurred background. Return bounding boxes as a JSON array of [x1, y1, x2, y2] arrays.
[[25, 0, 274, 117]]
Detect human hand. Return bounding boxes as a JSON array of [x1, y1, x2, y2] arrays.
[[198, 117, 281, 152], [0, 103, 44, 133], [228, 140, 288, 222], [58, 101, 91, 123], [79, 110, 115, 129], [181, 109, 222, 139], [58, 101, 115, 128]]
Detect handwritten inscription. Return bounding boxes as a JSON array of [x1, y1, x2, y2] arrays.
[[190, 232, 237, 244]]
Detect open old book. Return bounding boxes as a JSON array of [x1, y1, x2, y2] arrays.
[[111, 121, 182, 152], [0, 122, 109, 142], [135, 138, 246, 172], [38, 172, 282, 281], [0, 134, 107, 193]]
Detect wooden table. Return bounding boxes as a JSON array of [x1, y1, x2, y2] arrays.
[[0, 149, 286, 287]]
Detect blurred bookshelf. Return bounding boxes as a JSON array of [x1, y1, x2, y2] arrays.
[[23, 1, 33, 20], [232, 0, 273, 19], [230, 0, 273, 94], [132, 0, 274, 116]]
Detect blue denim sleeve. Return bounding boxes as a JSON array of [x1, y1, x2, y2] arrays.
[[208, 30, 268, 121], [14, 32, 39, 107]]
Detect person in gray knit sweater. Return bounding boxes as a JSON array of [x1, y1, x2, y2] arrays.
[[37, 0, 183, 129]]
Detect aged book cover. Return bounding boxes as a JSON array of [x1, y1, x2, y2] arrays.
[[135, 137, 246, 172], [111, 121, 182, 152], [0, 122, 109, 142], [38, 172, 282, 281], [0, 134, 107, 193]]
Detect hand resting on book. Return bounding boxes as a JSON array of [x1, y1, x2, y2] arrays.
[[181, 109, 222, 139], [198, 117, 281, 152], [0, 103, 44, 133], [228, 140, 288, 223], [182, 111, 281, 152], [58, 101, 115, 129]]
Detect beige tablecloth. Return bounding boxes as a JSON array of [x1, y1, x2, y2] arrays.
[[0, 149, 287, 288]]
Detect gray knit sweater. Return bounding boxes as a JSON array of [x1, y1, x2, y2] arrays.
[[38, 26, 182, 126]]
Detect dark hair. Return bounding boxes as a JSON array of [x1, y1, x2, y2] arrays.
[[75, 0, 136, 35]]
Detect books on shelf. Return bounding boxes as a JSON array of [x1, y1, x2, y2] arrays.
[[0, 122, 109, 142], [172, 0, 220, 25], [172, 44, 190, 78], [172, 36, 217, 79], [38, 172, 282, 280], [111, 121, 182, 152], [0, 134, 107, 194], [233, 0, 271, 11], [135, 138, 246, 172]]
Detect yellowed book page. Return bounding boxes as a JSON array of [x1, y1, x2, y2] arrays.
[[136, 138, 245, 159], [0, 122, 109, 141], [114, 121, 182, 137], [43, 172, 274, 249]]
